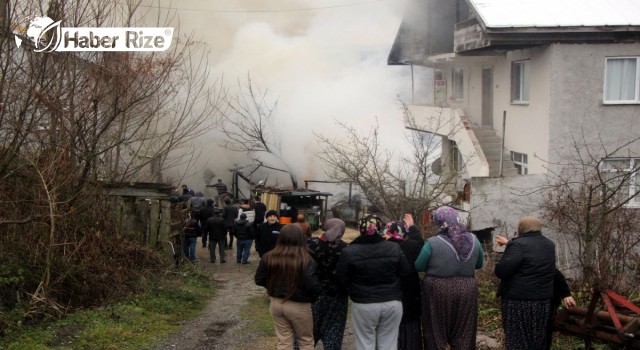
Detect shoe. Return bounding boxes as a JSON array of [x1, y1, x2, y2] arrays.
[[210, 261, 216, 263], [242, 261, 250, 264], [237, 261, 241, 264], [220, 260, 227, 264]]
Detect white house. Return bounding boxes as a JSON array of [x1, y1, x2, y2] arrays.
[[388, 0, 640, 257]]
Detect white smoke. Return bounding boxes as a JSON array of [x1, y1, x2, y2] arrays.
[[157, 0, 413, 191]]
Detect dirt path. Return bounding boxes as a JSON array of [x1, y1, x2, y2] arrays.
[[152, 240, 356, 350]]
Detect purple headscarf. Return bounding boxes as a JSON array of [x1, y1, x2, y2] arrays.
[[433, 206, 474, 262]]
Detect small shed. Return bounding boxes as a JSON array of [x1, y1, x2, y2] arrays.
[[257, 188, 332, 231]]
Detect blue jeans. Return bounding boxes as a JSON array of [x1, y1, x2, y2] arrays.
[[236, 239, 253, 263], [183, 236, 197, 262]]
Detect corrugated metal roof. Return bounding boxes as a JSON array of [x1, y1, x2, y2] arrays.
[[469, 0, 640, 28]]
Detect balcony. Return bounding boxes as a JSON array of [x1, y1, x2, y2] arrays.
[[404, 105, 489, 178]]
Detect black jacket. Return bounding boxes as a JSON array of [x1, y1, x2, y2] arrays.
[[335, 234, 411, 304], [199, 206, 216, 226], [495, 231, 556, 300], [183, 218, 201, 239], [233, 219, 254, 240], [389, 234, 424, 323], [222, 205, 238, 228], [255, 222, 283, 257], [204, 216, 227, 241], [254, 258, 321, 303], [253, 202, 267, 224]]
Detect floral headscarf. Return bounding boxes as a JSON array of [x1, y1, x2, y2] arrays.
[[359, 214, 384, 236], [433, 206, 474, 261], [384, 221, 407, 241]]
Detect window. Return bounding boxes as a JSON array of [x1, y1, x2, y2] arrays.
[[434, 69, 444, 81], [453, 68, 464, 100], [604, 57, 640, 103], [511, 60, 530, 103], [511, 151, 528, 175], [601, 158, 640, 206]]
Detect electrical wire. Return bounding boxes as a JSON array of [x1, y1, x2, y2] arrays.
[[116, 0, 385, 13]]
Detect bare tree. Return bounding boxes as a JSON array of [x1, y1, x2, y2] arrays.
[[315, 109, 464, 223], [217, 74, 298, 188], [540, 131, 640, 292], [0, 0, 223, 318]]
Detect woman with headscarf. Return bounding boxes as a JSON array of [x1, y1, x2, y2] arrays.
[[494, 216, 557, 350], [384, 214, 424, 350], [414, 206, 484, 350], [306, 218, 349, 350]]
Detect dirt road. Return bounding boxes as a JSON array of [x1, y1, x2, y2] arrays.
[[152, 240, 356, 350]]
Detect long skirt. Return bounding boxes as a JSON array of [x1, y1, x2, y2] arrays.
[[398, 318, 423, 350], [501, 298, 551, 350], [421, 276, 478, 350], [312, 293, 348, 350]]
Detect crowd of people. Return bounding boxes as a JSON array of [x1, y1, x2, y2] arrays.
[[173, 183, 575, 350], [252, 206, 574, 350]]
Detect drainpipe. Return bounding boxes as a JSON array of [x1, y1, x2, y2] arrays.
[[499, 111, 506, 177], [411, 64, 415, 104]]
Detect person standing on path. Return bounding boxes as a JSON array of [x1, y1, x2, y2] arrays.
[[182, 218, 201, 263], [414, 206, 483, 350], [233, 213, 254, 264], [253, 196, 267, 228], [336, 214, 411, 350], [255, 210, 283, 258], [494, 216, 558, 350], [204, 208, 227, 264], [307, 218, 349, 350], [199, 199, 216, 248], [255, 224, 321, 350], [222, 199, 238, 250], [384, 216, 424, 350], [295, 213, 313, 238], [212, 179, 228, 208]]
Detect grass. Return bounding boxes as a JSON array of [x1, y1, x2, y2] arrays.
[[0, 266, 214, 350], [238, 295, 277, 350]]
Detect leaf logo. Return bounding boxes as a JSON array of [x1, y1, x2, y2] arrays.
[[25, 16, 62, 52]]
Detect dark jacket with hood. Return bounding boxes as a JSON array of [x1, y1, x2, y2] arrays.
[[335, 234, 411, 304], [495, 231, 556, 300], [190, 192, 207, 215], [254, 257, 321, 303], [233, 218, 254, 240]]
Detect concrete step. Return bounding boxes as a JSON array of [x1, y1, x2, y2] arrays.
[[471, 126, 522, 177], [471, 128, 497, 138], [487, 160, 521, 177]]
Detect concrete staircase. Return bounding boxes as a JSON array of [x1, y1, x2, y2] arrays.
[[471, 127, 520, 177]]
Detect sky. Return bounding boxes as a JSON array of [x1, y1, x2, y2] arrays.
[[149, 0, 415, 196]]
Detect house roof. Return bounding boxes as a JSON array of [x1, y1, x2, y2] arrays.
[[388, 0, 640, 64], [470, 0, 640, 29]]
